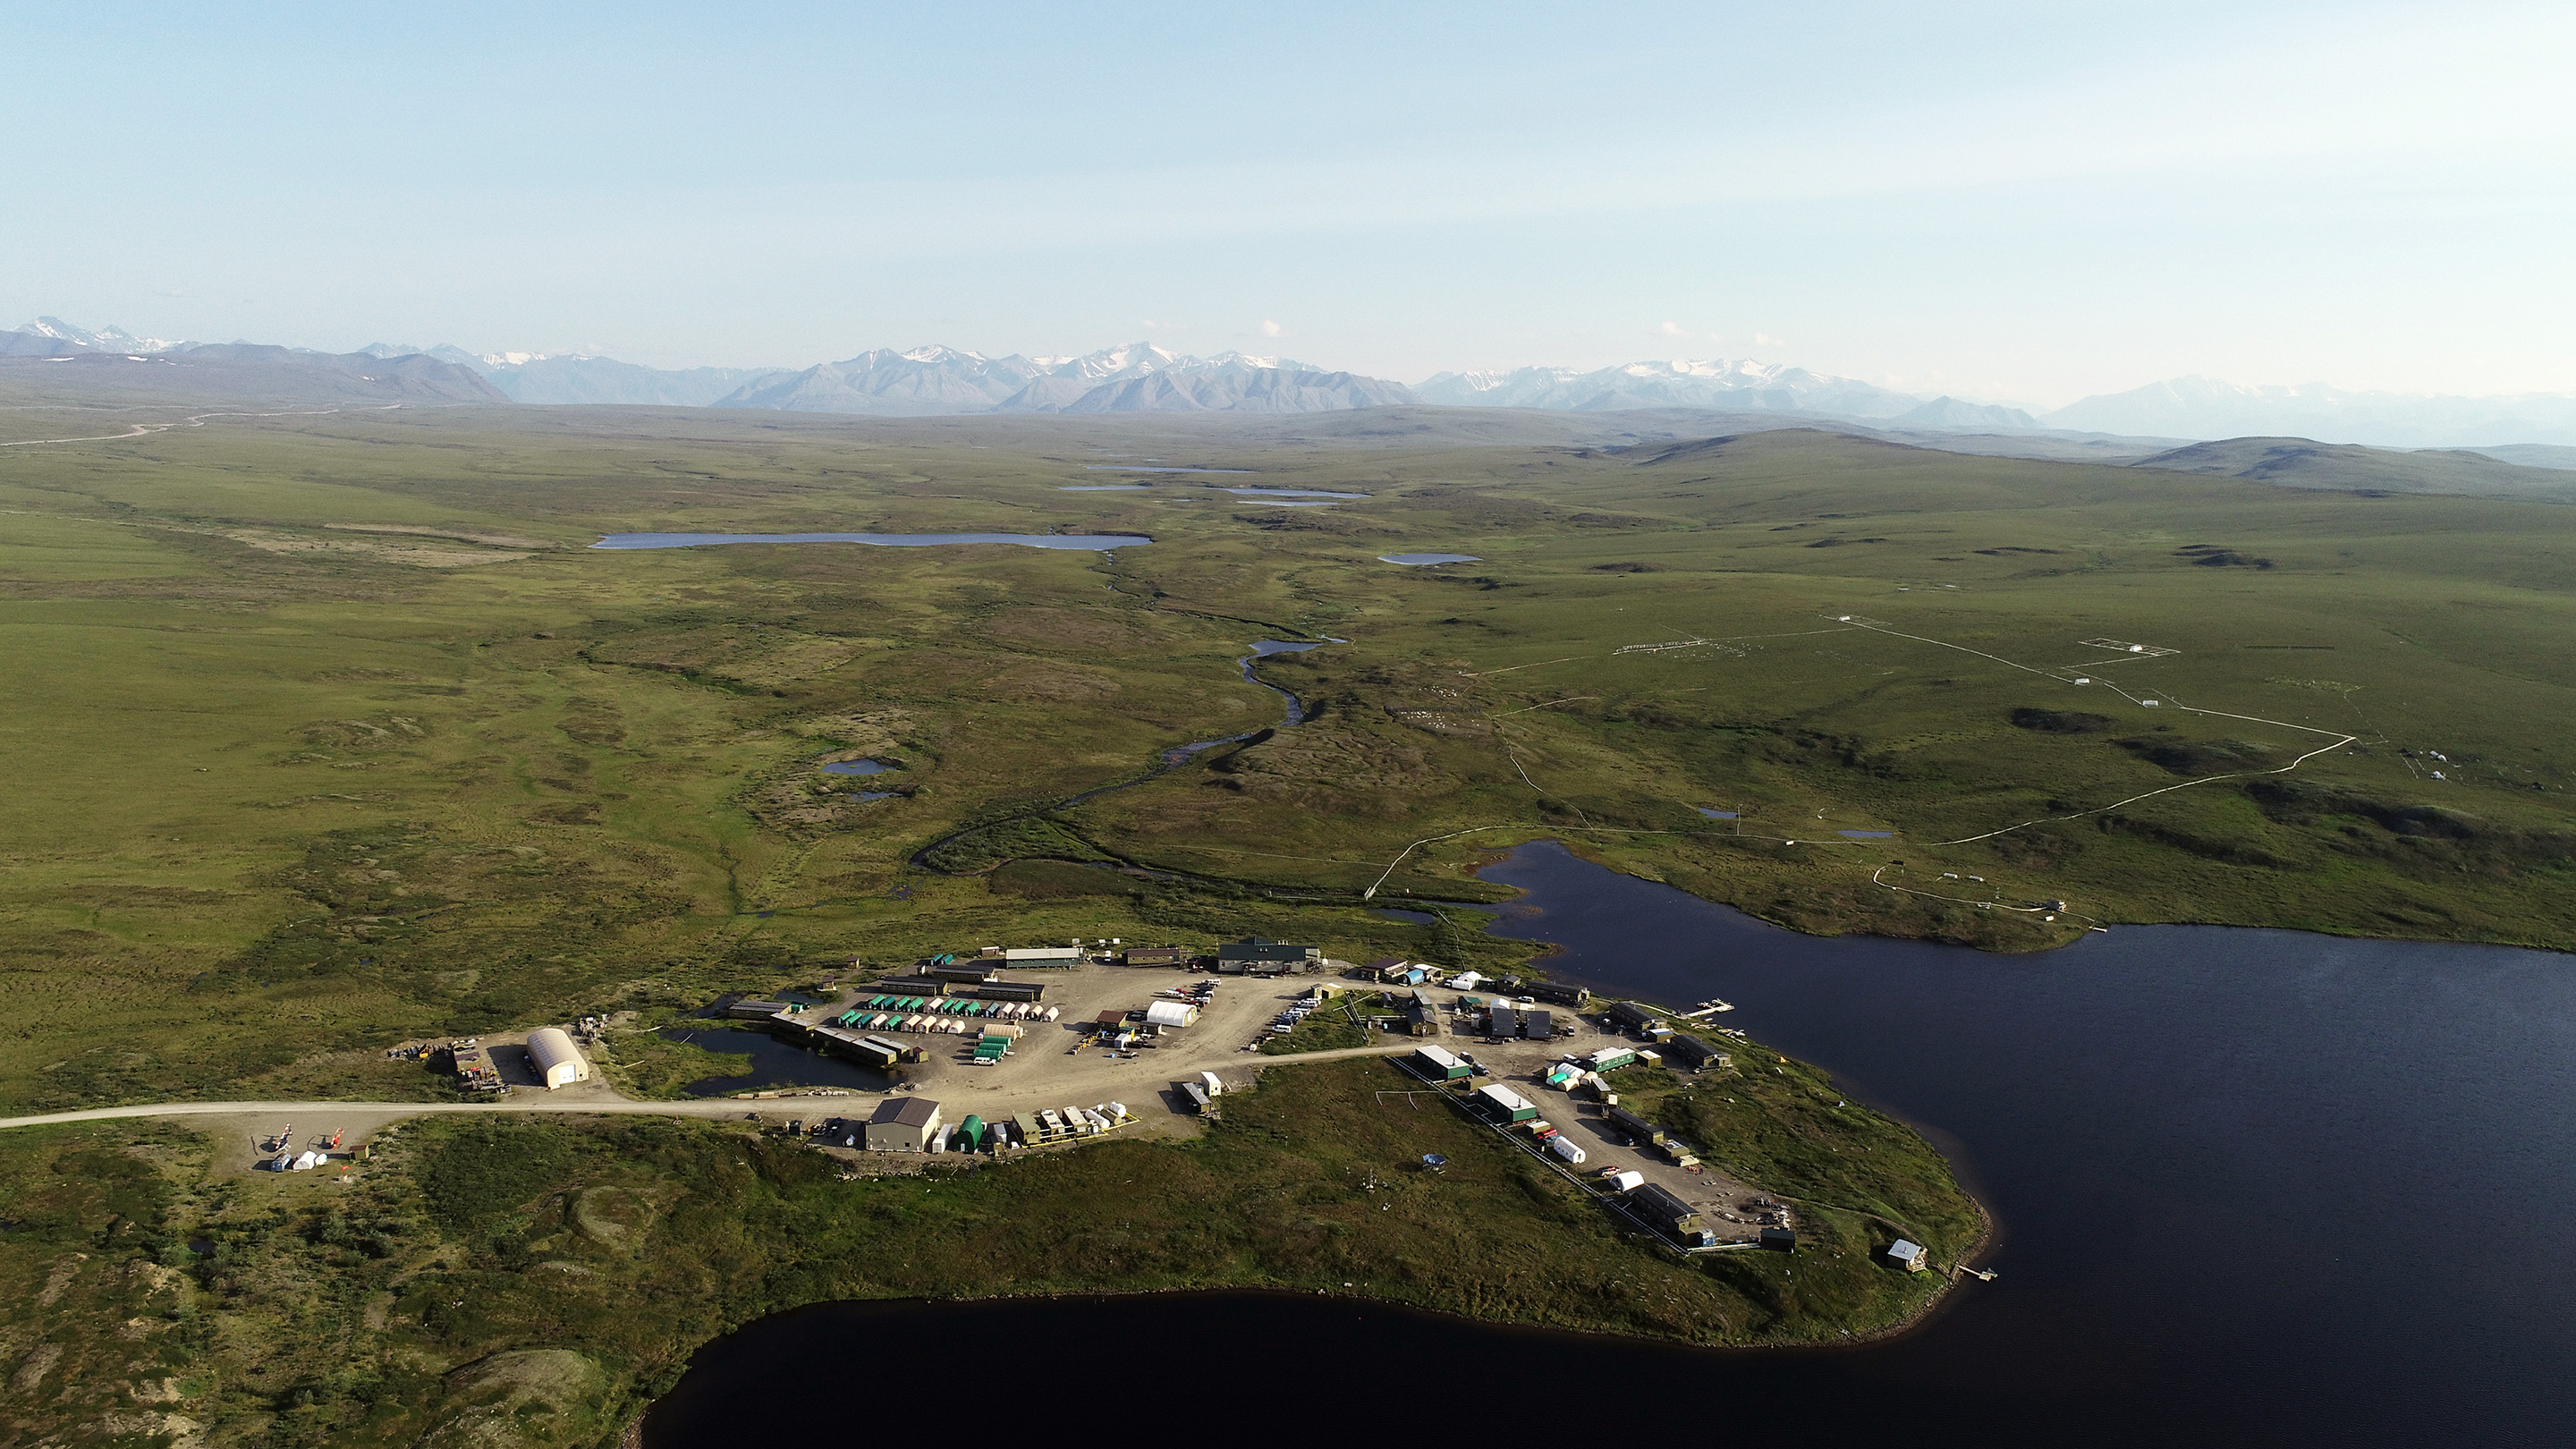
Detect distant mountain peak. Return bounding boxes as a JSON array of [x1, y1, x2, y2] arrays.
[[707, 342, 1409, 417], [1411, 357, 1926, 419], [15, 316, 189, 353]]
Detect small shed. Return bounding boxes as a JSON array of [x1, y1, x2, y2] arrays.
[[525, 1028, 592, 1090], [1887, 1240, 1928, 1272], [1144, 1000, 1199, 1029]]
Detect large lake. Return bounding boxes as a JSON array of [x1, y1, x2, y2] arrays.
[[644, 841, 2576, 1445]]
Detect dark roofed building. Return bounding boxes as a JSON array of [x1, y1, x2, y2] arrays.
[[1216, 938, 1321, 975], [1526, 979, 1591, 1007], [1665, 1033, 1731, 1071], [1629, 1182, 1702, 1236], [1607, 1000, 1664, 1033], [1487, 1004, 1521, 1039], [1123, 945, 1190, 968], [864, 1096, 945, 1152]]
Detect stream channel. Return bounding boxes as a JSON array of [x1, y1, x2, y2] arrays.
[[645, 840, 2576, 1446]]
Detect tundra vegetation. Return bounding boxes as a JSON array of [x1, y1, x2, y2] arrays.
[[0, 1053, 1972, 1447], [4, 403, 2571, 1440]]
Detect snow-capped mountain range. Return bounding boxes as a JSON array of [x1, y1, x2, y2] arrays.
[[11, 316, 191, 354], [11, 315, 2576, 444], [1415, 359, 2038, 430], [716, 342, 1413, 416]]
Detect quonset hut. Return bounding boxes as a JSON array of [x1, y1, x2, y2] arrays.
[[524, 1028, 591, 1090]]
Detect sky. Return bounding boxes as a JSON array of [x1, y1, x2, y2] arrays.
[[4, 1, 2571, 408]]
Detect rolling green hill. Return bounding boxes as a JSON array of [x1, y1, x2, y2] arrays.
[[4, 407, 2574, 1111]]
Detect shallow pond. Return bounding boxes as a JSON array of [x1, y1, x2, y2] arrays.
[[1082, 464, 1253, 473], [654, 1025, 891, 1097], [1224, 487, 1369, 499], [648, 840, 2576, 1445], [818, 759, 894, 776], [590, 532, 1151, 550], [1378, 553, 1481, 564]]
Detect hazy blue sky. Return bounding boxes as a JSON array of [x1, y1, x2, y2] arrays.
[[4, 2, 2567, 405]]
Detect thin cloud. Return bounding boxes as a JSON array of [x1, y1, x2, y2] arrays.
[[1259, 318, 1284, 337]]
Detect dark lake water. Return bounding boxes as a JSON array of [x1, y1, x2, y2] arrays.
[[655, 1025, 889, 1097], [644, 840, 2576, 1445], [589, 532, 1152, 550], [1379, 552, 1481, 564], [1225, 487, 1368, 499], [818, 758, 893, 776]]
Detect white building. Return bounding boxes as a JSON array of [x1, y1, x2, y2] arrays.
[[525, 1028, 592, 1089], [1144, 1001, 1199, 1029]]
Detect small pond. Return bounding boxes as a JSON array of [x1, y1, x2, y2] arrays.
[[1224, 487, 1369, 500], [655, 1025, 891, 1097], [1057, 484, 1152, 491], [1082, 464, 1253, 473], [819, 759, 894, 776], [590, 532, 1152, 550], [1697, 808, 1738, 818], [1378, 553, 1481, 565]]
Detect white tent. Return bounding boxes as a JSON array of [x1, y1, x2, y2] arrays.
[[1144, 1001, 1199, 1029]]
